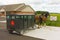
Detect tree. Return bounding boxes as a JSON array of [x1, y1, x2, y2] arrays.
[[35, 11, 49, 15]]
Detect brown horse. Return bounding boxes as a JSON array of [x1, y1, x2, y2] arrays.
[[35, 13, 50, 28]]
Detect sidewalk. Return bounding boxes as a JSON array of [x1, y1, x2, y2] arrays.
[[24, 26, 60, 40]]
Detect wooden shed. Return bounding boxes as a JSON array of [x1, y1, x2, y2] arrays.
[[0, 3, 35, 16], [0, 3, 35, 34]]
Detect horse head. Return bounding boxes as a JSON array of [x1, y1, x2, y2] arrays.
[[40, 12, 50, 22], [44, 12, 50, 18]]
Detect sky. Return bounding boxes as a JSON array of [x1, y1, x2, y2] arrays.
[[0, 0, 60, 13]]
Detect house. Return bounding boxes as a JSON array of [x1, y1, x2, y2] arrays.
[[5, 3, 35, 33], [0, 3, 35, 17], [0, 3, 35, 21]]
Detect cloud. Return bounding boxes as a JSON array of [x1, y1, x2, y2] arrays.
[[0, 0, 60, 13], [0, 2, 4, 5], [32, 4, 60, 13]]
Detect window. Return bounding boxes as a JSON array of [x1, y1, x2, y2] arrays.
[[16, 16, 20, 18], [24, 16, 27, 19], [12, 16, 15, 19], [7, 16, 9, 19], [21, 16, 23, 18], [28, 16, 32, 19], [20, 16, 23, 19]]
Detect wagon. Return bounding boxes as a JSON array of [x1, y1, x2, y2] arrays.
[[6, 11, 35, 35]]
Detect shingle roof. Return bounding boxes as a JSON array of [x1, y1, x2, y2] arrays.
[[0, 3, 25, 11], [0, 3, 35, 13], [16, 5, 35, 12]]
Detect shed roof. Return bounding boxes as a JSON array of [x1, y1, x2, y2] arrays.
[[0, 3, 25, 11], [0, 3, 35, 13]]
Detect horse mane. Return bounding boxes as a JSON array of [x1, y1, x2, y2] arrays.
[[44, 12, 50, 18], [39, 13, 49, 21]]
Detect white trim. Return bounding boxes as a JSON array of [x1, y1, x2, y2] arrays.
[[14, 4, 25, 11]]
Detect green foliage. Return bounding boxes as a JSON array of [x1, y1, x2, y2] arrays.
[[46, 13, 60, 27], [35, 11, 48, 15], [35, 11, 41, 15]]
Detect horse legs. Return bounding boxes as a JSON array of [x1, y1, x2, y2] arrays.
[[43, 21, 46, 27], [38, 23, 40, 29], [37, 21, 42, 29]]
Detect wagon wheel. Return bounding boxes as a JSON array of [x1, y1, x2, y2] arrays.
[[8, 30, 13, 34], [17, 30, 24, 35]]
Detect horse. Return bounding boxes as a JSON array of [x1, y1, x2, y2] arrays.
[[35, 12, 50, 29]]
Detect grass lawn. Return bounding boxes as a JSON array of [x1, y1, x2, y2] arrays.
[[46, 13, 60, 27]]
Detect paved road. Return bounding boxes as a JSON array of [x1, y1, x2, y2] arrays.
[[0, 29, 44, 40], [0, 22, 44, 40]]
